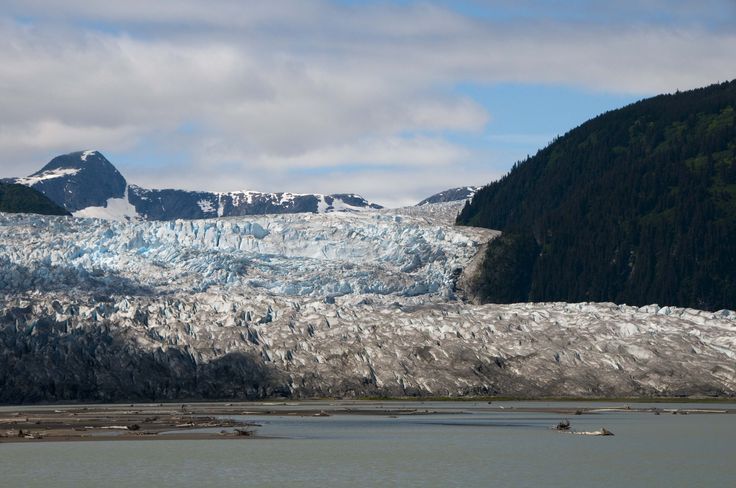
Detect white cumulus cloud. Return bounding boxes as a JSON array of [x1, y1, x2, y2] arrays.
[[0, 1, 734, 206]]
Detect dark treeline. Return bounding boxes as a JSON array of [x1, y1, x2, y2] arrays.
[[458, 80, 736, 311], [0, 183, 70, 216]]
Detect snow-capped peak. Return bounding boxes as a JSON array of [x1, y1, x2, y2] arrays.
[[9, 150, 383, 220]]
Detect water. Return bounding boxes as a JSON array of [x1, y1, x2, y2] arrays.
[[1, 401, 735, 487]]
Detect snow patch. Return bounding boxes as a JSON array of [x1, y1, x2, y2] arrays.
[[15, 168, 81, 187], [317, 195, 329, 213], [217, 194, 225, 218], [279, 193, 297, 205], [330, 197, 369, 213], [73, 187, 139, 221], [197, 199, 216, 214], [80, 150, 98, 162]]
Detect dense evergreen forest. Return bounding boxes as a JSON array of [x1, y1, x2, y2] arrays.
[[458, 80, 736, 311], [0, 183, 70, 216]]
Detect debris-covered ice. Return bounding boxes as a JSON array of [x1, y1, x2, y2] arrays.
[[0, 205, 734, 401]]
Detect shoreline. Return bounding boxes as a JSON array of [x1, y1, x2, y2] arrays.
[[1, 400, 734, 443], [356, 395, 736, 403], [3, 395, 735, 408]]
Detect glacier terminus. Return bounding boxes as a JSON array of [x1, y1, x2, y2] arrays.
[[1, 200, 734, 402]]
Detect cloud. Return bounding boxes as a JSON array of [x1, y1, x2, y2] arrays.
[[195, 135, 469, 170], [0, 1, 734, 206]]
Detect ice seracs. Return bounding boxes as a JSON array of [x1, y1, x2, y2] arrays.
[[0, 208, 493, 298], [1, 287, 734, 400], [0, 202, 734, 401]]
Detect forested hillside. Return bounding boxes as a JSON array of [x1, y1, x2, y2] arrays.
[[0, 183, 70, 216], [458, 80, 736, 311]]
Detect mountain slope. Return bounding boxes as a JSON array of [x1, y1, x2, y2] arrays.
[[458, 80, 736, 311], [7, 151, 382, 220], [13, 150, 127, 212], [417, 186, 479, 206], [0, 182, 70, 216], [127, 186, 381, 220]]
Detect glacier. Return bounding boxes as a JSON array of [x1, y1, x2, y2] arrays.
[[1, 202, 734, 401], [0, 203, 492, 298]]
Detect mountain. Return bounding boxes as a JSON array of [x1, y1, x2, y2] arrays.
[[457, 80, 736, 311], [0, 182, 70, 216], [7, 150, 382, 220], [2, 210, 733, 402], [8, 150, 127, 212], [417, 186, 479, 206], [126, 186, 381, 221]]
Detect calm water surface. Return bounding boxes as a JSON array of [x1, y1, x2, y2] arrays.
[[1, 401, 735, 487]]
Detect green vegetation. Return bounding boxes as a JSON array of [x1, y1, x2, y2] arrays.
[[471, 232, 539, 303], [0, 183, 70, 216], [458, 80, 736, 311]]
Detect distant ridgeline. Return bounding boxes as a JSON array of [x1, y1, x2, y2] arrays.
[[0, 182, 70, 216], [458, 80, 736, 311], [5, 150, 383, 221]]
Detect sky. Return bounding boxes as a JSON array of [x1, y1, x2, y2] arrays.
[[1, 1, 734, 207]]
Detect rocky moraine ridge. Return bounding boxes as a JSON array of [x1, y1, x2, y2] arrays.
[[0, 202, 734, 402]]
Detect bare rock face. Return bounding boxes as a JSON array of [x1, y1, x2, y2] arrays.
[[0, 205, 734, 402]]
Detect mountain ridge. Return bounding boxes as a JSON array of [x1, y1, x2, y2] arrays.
[[6, 150, 383, 220], [417, 186, 479, 206]]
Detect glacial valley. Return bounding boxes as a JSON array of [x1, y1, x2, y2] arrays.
[[1, 202, 734, 402]]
